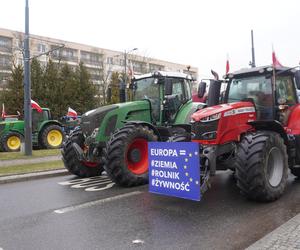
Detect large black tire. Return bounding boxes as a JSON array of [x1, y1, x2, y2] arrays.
[[0, 131, 24, 152], [235, 131, 288, 202], [105, 124, 158, 187], [290, 166, 300, 178], [61, 129, 104, 177], [40, 124, 65, 149]]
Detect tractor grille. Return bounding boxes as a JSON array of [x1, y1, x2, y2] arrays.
[[191, 120, 219, 140], [80, 105, 118, 136]]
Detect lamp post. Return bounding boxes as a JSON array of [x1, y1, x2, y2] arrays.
[[120, 48, 137, 102], [24, 0, 32, 155]]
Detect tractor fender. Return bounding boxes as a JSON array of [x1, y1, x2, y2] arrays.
[[39, 120, 63, 131], [4, 129, 24, 137], [123, 121, 164, 141], [247, 120, 288, 144]]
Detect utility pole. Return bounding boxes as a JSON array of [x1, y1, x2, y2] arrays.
[[250, 29, 256, 68], [120, 48, 137, 102], [24, 0, 32, 155]]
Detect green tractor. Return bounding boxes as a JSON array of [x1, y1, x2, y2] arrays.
[[0, 108, 65, 152], [62, 71, 204, 182]]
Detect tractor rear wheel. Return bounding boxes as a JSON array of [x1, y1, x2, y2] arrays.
[[290, 166, 300, 178], [1, 131, 24, 152], [105, 124, 158, 187], [40, 124, 65, 149], [61, 129, 104, 177], [235, 131, 288, 202]]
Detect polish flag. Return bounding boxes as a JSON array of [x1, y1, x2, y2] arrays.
[[272, 47, 283, 68], [67, 107, 77, 117], [31, 100, 43, 112], [226, 54, 230, 74], [1, 103, 6, 118]]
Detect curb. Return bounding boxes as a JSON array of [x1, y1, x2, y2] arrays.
[[0, 169, 69, 184], [246, 213, 300, 250]]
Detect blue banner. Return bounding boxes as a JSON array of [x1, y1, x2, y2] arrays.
[[148, 142, 200, 201]]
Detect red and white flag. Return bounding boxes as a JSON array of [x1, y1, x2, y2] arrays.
[[1, 103, 6, 118], [31, 99, 43, 113], [225, 54, 230, 75], [272, 47, 283, 68], [67, 107, 77, 117]]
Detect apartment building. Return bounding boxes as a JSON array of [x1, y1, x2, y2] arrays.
[[0, 27, 198, 89]]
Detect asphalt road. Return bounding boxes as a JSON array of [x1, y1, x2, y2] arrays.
[[0, 171, 299, 250]]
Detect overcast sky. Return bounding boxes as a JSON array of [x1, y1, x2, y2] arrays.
[[1, 0, 300, 79]]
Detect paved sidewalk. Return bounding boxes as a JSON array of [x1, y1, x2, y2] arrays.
[[246, 213, 300, 250], [0, 155, 61, 167]]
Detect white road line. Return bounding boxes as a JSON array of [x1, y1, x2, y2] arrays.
[[58, 176, 109, 186], [85, 182, 115, 191], [53, 191, 143, 214], [70, 180, 112, 188]]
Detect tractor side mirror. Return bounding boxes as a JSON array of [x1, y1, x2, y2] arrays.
[[198, 81, 207, 98], [295, 70, 300, 89]]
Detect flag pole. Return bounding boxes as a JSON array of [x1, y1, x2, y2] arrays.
[[251, 30, 256, 68]]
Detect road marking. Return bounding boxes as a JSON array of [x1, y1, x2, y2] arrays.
[[54, 191, 143, 214], [58, 176, 109, 186], [58, 176, 114, 192], [85, 182, 115, 191], [71, 180, 112, 189]]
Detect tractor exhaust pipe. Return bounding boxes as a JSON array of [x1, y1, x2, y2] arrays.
[[207, 70, 221, 107], [207, 70, 222, 107]]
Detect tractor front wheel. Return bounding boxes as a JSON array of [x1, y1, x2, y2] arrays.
[[61, 129, 104, 177], [1, 132, 24, 152], [105, 124, 158, 187], [40, 124, 65, 149], [235, 131, 288, 202]]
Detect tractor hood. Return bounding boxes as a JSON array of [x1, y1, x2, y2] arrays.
[[191, 102, 254, 122], [80, 100, 150, 136]]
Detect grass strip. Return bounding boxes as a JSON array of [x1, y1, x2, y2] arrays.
[[0, 160, 64, 176], [0, 149, 61, 161]]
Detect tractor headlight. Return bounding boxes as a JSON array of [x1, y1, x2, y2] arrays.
[[200, 113, 221, 122], [91, 128, 99, 138]]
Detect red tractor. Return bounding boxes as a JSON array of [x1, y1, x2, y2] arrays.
[[177, 65, 300, 202]]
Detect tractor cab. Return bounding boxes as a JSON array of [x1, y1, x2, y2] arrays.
[[32, 108, 52, 132], [225, 66, 299, 124], [131, 71, 195, 125]]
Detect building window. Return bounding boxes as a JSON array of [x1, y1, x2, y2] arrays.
[[149, 63, 164, 72], [50, 46, 78, 62], [38, 43, 46, 53], [0, 54, 12, 70], [107, 57, 113, 64], [0, 36, 12, 52], [80, 51, 103, 66]]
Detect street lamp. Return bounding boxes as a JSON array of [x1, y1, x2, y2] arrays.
[[120, 48, 137, 102]]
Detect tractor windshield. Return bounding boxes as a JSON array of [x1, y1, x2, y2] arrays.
[[133, 77, 160, 122], [227, 75, 273, 120], [133, 77, 160, 101]]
